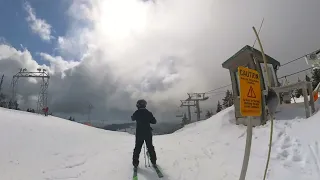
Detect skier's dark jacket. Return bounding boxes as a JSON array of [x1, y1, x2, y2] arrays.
[[131, 108, 157, 136]]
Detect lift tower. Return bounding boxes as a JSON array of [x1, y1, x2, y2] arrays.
[[187, 93, 209, 121], [11, 68, 50, 113], [180, 99, 196, 123]]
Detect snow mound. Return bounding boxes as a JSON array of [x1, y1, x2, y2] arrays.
[[1, 106, 320, 180]]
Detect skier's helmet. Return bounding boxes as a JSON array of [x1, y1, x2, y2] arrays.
[[136, 99, 147, 109]]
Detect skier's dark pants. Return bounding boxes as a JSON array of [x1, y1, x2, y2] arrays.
[[133, 132, 157, 166]]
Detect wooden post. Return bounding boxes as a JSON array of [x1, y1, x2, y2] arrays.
[[187, 105, 191, 123], [196, 100, 200, 121], [239, 117, 253, 180], [302, 86, 310, 118], [307, 82, 315, 114]]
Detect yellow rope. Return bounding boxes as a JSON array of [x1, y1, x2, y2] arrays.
[[253, 26, 274, 180], [263, 113, 274, 180]]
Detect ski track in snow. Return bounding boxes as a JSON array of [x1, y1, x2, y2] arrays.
[[309, 141, 320, 178], [44, 154, 88, 180], [273, 122, 304, 166]]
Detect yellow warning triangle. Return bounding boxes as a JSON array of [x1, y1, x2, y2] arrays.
[[247, 86, 256, 98]]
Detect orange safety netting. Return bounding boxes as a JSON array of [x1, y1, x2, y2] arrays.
[[84, 122, 92, 126]]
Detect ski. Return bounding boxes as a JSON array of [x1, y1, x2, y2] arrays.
[[133, 167, 138, 180], [152, 165, 164, 178]]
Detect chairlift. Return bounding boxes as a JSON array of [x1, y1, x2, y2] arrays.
[[305, 50, 320, 69], [175, 108, 183, 117]]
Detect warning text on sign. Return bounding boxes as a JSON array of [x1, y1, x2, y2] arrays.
[[238, 66, 262, 117]]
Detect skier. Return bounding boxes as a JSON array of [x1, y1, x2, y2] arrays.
[[131, 99, 157, 168], [42, 107, 49, 116]]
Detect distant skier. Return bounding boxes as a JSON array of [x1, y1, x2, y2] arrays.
[[131, 99, 157, 167], [42, 107, 49, 116]]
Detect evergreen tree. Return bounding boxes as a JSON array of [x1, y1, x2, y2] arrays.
[[0, 93, 6, 107], [306, 74, 311, 82], [222, 90, 234, 108], [216, 101, 223, 113], [228, 91, 234, 107], [181, 113, 188, 125], [311, 69, 320, 89], [294, 78, 303, 98], [0, 93, 5, 101], [68, 116, 75, 121], [306, 74, 311, 95], [205, 110, 213, 119], [8, 100, 13, 109], [13, 100, 19, 110], [222, 90, 229, 108]]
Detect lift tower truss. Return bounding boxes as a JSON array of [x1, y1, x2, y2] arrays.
[[187, 93, 209, 121], [180, 100, 196, 123], [11, 68, 50, 113]]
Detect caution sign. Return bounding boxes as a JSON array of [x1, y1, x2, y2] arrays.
[[238, 66, 262, 117]]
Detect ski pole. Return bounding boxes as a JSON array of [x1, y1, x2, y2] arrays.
[[147, 151, 151, 167], [143, 143, 147, 167]]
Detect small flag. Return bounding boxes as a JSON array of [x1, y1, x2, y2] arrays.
[[313, 91, 318, 102]]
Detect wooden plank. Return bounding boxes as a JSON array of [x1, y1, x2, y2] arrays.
[[302, 86, 310, 118], [307, 82, 315, 114]]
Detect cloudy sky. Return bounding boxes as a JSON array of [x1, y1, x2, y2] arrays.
[[0, 0, 319, 124]]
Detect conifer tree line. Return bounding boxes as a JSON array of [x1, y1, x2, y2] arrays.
[[215, 89, 234, 113], [0, 93, 19, 110]]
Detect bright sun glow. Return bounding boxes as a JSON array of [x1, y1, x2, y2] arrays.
[[94, 0, 149, 41]]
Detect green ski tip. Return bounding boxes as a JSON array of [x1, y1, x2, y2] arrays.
[[133, 167, 138, 180]]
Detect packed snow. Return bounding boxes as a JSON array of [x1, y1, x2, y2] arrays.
[[1, 99, 320, 180]]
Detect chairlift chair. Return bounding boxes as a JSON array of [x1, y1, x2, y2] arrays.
[[175, 108, 183, 117]]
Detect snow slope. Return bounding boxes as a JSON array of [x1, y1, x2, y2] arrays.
[[1, 105, 320, 180]]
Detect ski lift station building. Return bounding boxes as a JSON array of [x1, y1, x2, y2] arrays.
[[222, 45, 281, 126]]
